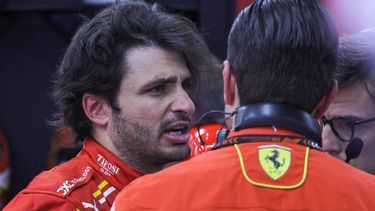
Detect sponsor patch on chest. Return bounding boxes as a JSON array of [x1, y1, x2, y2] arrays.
[[56, 166, 93, 196], [96, 154, 120, 176]]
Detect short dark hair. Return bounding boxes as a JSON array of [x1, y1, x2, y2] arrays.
[[52, 0, 217, 141], [336, 28, 375, 98], [227, 0, 338, 112]]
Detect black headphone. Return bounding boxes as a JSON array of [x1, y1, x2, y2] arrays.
[[215, 103, 322, 146]]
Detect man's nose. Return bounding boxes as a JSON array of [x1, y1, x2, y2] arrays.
[[322, 125, 346, 160], [171, 88, 195, 117]]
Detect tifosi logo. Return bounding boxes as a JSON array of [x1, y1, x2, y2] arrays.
[[56, 166, 91, 196], [97, 154, 120, 176]]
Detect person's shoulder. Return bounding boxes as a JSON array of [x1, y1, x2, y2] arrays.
[[22, 156, 94, 198], [311, 150, 375, 184], [113, 149, 234, 210], [321, 157, 375, 207], [340, 162, 375, 184], [3, 156, 95, 210], [126, 149, 229, 190], [3, 191, 78, 210]]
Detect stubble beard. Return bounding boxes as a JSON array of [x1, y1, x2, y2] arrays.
[[111, 112, 190, 173]]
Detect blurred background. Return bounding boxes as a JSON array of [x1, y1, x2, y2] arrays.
[[0, 0, 374, 205]]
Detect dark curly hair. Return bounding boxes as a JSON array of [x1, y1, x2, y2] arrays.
[[51, 0, 218, 142]]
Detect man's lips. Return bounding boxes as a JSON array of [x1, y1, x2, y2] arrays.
[[163, 121, 191, 144]]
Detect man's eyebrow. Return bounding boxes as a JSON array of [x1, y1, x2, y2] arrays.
[[144, 76, 178, 88]]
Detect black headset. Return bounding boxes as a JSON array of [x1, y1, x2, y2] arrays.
[[215, 103, 322, 146]]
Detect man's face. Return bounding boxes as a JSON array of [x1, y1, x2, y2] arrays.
[[322, 82, 375, 174], [108, 47, 195, 173]]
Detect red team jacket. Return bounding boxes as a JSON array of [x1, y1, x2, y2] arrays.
[[113, 127, 375, 210], [4, 139, 142, 210]]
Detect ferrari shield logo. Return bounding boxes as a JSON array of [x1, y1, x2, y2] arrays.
[[258, 145, 291, 180]]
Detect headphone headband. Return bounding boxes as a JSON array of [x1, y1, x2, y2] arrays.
[[234, 103, 322, 144]]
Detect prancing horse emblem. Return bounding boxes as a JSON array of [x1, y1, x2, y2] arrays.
[[258, 145, 291, 180], [265, 150, 284, 170]]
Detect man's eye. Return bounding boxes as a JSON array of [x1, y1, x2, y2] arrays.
[[149, 85, 166, 93]]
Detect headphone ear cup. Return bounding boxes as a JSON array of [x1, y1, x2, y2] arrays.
[[216, 129, 229, 144]]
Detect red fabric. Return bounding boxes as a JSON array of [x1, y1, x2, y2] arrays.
[[113, 128, 375, 210], [188, 123, 223, 157], [4, 139, 142, 210], [236, 0, 255, 14], [0, 130, 10, 209]]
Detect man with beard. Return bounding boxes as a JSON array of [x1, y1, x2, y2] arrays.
[[112, 0, 375, 210], [4, 1, 218, 210]]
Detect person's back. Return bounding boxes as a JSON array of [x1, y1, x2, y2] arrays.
[[112, 0, 375, 210], [117, 142, 375, 210]]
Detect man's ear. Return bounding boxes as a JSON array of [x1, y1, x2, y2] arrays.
[[82, 93, 111, 126], [312, 80, 338, 118], [223, 60, 237, 106]]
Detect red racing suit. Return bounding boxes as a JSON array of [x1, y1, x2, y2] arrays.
[[113, 127, 375, 210], [4, 139, 142, 210]]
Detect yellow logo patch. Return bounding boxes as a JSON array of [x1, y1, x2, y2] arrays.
[[258, 145, 291, 180], [92, 180, 116, 205]]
